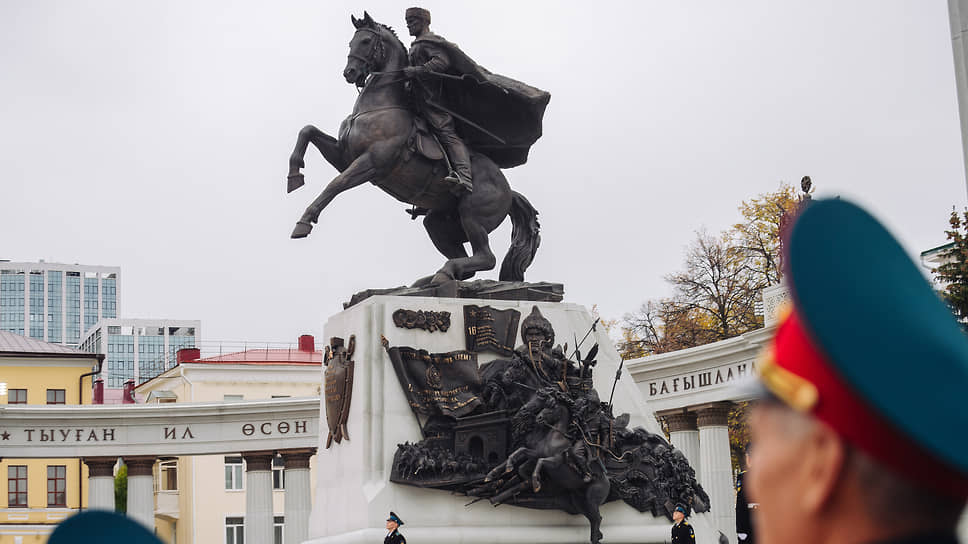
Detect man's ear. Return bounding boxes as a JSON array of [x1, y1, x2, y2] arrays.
[[799, 422, 848, 514]]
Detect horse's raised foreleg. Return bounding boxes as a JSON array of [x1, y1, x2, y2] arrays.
[[531, 454, 565, 493], [291, 153, 376, 239], [287, 125, 346, 191], [485, 446, 533, 482]]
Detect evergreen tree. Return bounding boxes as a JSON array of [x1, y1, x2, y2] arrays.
[[934, 209, 968, 329]]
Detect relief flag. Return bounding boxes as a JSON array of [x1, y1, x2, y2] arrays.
[[382, 338, 482, 419]]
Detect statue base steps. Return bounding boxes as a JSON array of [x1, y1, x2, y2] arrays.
[[306, 295, 718, 544]]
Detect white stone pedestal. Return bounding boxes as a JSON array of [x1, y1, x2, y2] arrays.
[[305, 296, 717, 544]]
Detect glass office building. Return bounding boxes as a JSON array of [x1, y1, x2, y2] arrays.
[[79, 318, 201, 403], [0, 261, 119, 346]]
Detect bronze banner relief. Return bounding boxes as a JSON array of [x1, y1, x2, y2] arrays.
[[463, 305, 520, 356]]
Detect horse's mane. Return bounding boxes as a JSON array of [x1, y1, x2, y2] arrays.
[[360, 17, 408, 58]]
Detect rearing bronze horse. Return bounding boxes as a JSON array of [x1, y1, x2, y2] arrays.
[[286, 13, 541, 285]]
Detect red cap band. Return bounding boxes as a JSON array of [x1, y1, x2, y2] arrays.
[[768, 310, 968, 498]]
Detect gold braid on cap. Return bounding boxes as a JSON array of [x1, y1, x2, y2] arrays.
[[756, 347, 819, 412], [755, 302, 819, 412]]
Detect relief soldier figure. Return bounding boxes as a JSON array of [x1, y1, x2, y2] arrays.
[[516, 306, 576, 388]]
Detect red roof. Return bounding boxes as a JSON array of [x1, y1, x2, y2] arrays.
[[189, 348, 321, 365], [0, 331, 100, 359]]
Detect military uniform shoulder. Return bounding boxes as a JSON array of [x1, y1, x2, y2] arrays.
[[682, 521, 689, 526]]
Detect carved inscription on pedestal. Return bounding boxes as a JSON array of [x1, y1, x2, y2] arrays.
[[463, 305, 520, 356], [324, 335, 355, 448]]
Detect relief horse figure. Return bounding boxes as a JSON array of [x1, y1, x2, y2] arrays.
[[286, 12, 541, 285], [485, 388, 610, 544]]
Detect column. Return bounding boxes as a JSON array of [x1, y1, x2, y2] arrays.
[[244, 451, 274, 544], [282, 448, 315, 544], [949, 0, 968, 193], [84, 457, 117, 511], [662, 409, 701, 480], [124, 456, 156, 530], [698, 402, 735, 544]]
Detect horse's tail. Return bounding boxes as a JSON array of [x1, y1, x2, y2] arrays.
[[500, 191, 541, 282]]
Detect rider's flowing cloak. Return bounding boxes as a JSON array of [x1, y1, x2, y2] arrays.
[[412, 34, 551, 169]]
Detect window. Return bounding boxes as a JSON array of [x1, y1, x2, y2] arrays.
[[8, 389, 26, 404], [8, 466, 27, 507], [47, 465, 66, 506], [274, 516, 284, 544], [224, 395, 243, 402], [224, 456, 243, 490], [272, 456, 285, 490], [46, 389, 65, 405], [225, 516, 244, 544], [159, 460, 178, 491]]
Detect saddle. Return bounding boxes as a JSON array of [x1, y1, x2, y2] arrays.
[[407, 116, 445, 162]]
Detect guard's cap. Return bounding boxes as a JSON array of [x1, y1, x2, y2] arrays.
[[674, 504, 688, 516], [49, 510, 163, 544], [757, 198, 968, 497], [387, 511, 405, 525], [405, 7, 430, 23]]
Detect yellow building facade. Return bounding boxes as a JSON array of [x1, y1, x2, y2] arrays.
[[0, 332, 103, 543]]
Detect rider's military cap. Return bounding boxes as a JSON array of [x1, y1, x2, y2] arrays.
[[49, 510, 163, 544], [756, 198, 968, 497], [387, 511, 405, 525], [405, 7, 431, 23]]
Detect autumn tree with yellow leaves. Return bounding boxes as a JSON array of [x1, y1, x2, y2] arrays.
[[618, 181, 804, 471], [619, 182, 800, 358]]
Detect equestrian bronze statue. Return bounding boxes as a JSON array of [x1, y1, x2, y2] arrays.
[[286, 10, 550, 285]]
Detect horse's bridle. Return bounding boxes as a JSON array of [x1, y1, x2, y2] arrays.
[[347, 27, 386, 82]]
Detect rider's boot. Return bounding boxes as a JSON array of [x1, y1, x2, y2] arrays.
[[571, 450, 594, 483], [442, 140, 473, 194]]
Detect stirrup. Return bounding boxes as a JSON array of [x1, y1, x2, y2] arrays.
[[444, 171, 473, 193]]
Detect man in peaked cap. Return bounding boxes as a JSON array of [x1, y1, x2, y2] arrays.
[[385, 511, 406, 544], [746, 198, 968, 544]]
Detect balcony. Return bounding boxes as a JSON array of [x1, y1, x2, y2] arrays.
[[154, 490, 179, 521]]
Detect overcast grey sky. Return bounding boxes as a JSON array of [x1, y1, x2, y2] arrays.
[[2, 1, 965, 344]]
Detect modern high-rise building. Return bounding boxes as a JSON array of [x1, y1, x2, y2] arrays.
[[0, 261, 120, 346], [79, 318, 200, 404]]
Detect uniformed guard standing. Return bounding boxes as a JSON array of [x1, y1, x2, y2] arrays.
[[735, 445, 755, 544], [384, 511, 406, 544], [671, 504, 695, 543]]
